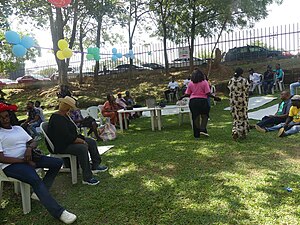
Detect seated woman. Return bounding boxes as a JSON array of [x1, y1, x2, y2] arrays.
[[48, 96, 108, 186], [70, 108, 102, 141], [0, 103, 77, 224], [101, 94, 121, 125]]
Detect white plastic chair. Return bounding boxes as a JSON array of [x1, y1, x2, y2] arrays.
[[275, 71, 285, 91], [80, 109, 89, 136], [178, 107, 193, 129], [40, 122, 78, 184], [98, 105, 110, 123], [0, 168, 31, 214], [87, 106, 102, 125]]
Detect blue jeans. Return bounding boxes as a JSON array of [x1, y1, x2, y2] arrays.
[[3, 156, 64, 218], [28, 121, 42, 137], [290, 82, 300, 95], [266, 122, 300, 136], [257, 116, 285, 128], [263, 80, 273, 94]]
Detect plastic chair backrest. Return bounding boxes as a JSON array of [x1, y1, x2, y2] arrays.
[[40, 122, 55, 153], [80, 109, 89, 118], [87, 106, 100, 120]]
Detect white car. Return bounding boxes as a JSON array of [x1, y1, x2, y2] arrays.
[[170, 57, 205, 68]]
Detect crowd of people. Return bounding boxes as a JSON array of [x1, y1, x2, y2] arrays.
[[0, 65, 299, 223]]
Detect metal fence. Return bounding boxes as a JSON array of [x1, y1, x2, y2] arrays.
[[23, 22, 300, 77]]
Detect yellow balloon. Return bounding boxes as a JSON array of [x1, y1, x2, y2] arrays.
[[58, 39, 68, 50], [56, 50, 65, 60], [62, 48, 73, 58]]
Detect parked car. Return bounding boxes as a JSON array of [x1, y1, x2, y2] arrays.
[[142, 63, 165, 70], [169, 57, 205, 68], [224, 45, 283, 62], [16, 75, 39, 83], [0, 79, 18, 86], [32, 74, 51, 81], [51, 67, 77, 80], [111, 64, 153, 74]]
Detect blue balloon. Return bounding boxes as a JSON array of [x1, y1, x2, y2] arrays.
[[112, 48, 117, 54], [12, 44, 27, 57], [116, 53, 122, 58], [20, 36, 35, 49], [112, 55, 118, 61], [5, 31, 21, 44]]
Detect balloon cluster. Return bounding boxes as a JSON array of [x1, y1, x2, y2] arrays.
[[47, 0, 72, 8], [124, 49, 135, 60], [86, 47, 100, 61], [56, 39, 73, 60], [5, 31, 35, 57], [111, 48, 122, 62]]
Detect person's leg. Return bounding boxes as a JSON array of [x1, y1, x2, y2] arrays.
[[263, 81, 268, 94], [268, 81, 273, 94], [290, 82, 300, 96], [29, 121, 41, 137], [257, 116, 284, 128], [285, 125, 300, 136], [4, 163, 64, 218], [189, 99, 201, 138], [199, 114, 209, 133], [63, 144, 93, 181], [85, 137, 101, 169], [265, 123, 284, 132], [35, 156, 63, 189]]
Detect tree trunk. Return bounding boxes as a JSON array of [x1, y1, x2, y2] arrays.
[[162, 23, 169, 76], [189, 1, 196, 73], [79, 26, 84, 84], [94, 17, 102, 81]]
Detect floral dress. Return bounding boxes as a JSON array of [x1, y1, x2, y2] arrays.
[[228, 76, 250, 139]]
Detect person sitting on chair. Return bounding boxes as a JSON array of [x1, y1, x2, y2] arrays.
[[255, 91, 291, 131], [274, 63, 284, 81], [182, 75, 191, 94], [48, 96, 108, 186], [101, 94, 121, 125], [21, 101, 43, 140], [116, 92, 128, 109], [263, 65, 275, 95], [70, 108, 102, 141], [164, 76, 179, 102], [290, 76, 300, 96], [248, 68, 262, 95], [0, 102, 77, 224]]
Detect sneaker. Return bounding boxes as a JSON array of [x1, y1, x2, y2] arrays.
[[31, 192, 39, 201], [200, 132, 209, 137], [255, 125, 266, 133], [278, 128, 286, 137], [59, 210, 77, 224], [82, 178, 100, 185], [92, 165, 108, 174]]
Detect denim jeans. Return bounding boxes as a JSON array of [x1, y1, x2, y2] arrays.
[[61, 137, 101, 181], [266, 121, 300, 136], [3, 156, 64, 219], [290, 82, 300, 95], [28, 121, 42, 137], [263, 81, 273, 94], [257, 116, 285, 128]]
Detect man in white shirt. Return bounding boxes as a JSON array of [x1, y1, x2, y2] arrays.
[[248, 68, 262, 94], [182, 75, 191, 94], [164, 76, 179, 101]]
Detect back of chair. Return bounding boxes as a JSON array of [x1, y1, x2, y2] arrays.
[[86, 106, 100, 120], [281, 71, 285, 83], [40, 122, 55, 153], [80, 109, 89, 118]]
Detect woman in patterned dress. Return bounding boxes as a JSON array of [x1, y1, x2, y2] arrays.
[[228, 68, 250, 140]]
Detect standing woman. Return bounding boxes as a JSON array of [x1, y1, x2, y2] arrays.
[[228, 68, 250, 140], [181, 68, 221, 139], [0, 103, 76, 224]]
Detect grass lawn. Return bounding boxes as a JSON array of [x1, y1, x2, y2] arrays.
[[1, 97, 300, 225]]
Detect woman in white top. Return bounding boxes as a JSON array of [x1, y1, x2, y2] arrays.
[[0, 103, 76, 224]]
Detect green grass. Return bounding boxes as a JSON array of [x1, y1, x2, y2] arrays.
[[1, 97, 300, 225]]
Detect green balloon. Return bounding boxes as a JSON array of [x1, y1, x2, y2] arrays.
[[87, 47, 94, 54], [86, 54, 94, 60], [94, 54, 100, 61]]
